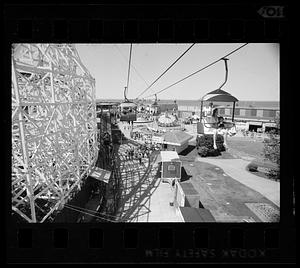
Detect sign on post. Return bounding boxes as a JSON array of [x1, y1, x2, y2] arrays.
[[89, 167, 111, 183]]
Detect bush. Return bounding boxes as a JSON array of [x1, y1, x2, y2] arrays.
[[207, 148, 221, 156], [196, 134, 225, 151], [197, 146, 222, 157], [198, 146, 209, 157], [267, 168, 280, 181], [263, 115, 280, 180], [196, 134, 225, 157]]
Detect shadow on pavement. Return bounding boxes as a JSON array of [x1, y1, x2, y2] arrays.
[[179, 145, 196, 156], [116, 149, 161, 222], [180, 166, 192, 182]]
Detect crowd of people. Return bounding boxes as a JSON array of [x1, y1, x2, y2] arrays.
[[122, 142, 161, 165], [130, 130, 155, 143], [136, 112, 154, 121]]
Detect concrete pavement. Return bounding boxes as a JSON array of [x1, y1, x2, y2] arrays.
[[135, 179, 183, 222], [116, 120, 280, 222], [116, 121, 182, 222], [195, 156, 280, 207]]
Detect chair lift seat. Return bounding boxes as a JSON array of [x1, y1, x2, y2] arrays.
[[198, 117, 236, 135]]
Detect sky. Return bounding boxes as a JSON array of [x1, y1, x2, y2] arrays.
[[75, 43, 279, 102]]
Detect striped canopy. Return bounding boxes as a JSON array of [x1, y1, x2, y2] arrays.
[[157, 113, 177, 125], [201, 89, 238, 102], [119, 101, 137, 108]]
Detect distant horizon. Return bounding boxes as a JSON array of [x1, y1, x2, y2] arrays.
[[96, 98, 280, 102]]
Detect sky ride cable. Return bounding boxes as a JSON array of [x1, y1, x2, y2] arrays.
[[65, 203, 119, 219], [64, 204, 118, 223], [125, 43, 133, 101], [143, 43, 249, 99], [114, 44, 150, 88], [44, 198, 119, 222], [136, 43, 196, 99]]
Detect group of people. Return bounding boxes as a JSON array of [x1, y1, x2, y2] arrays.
[[209, 108, 229, 150], [122, 142, 160, 165], [137, 112, 154, 121], [122, 145, 147, 164], [131, 131, 147, 141]]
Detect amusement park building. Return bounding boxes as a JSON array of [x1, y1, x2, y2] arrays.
[[162, 131, 193, 153], [178, 105, 280, 132], [217, 106, 280, 132]]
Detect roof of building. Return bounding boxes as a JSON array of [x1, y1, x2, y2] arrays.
[[223, 106, 280, 110], [163, 131, 193, 146], [160, 151, 180, 162]]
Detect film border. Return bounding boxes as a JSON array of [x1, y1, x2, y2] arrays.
[[3, 1, 294, 264]]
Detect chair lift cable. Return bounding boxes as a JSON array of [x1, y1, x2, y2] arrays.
[[136, 43, 196, 99], [125, 43, 133, 101], [143, 43, 248, 99], [114, 44, 150, 88]]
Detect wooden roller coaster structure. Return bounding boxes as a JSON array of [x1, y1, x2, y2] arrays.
[[11, 44, 98, 222]]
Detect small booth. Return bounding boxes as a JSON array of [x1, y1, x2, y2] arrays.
[[159, 151, 182, 183], [162, 131, 193, 154]]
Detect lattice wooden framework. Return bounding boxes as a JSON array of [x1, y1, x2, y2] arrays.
[[11, 44, 98, 222]]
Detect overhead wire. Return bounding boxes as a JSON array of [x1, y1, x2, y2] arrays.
[[114, 44, 150, 88], [44, 196, 119, 222], [143, 43, 249, 99], [136, 43, 196, 99], [64, 204, 118, 223], [66, 203, 119, 219], [125, 43, 133, 99]]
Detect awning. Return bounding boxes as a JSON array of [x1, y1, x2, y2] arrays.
[[163, 141, 181, 146], [89, 167, 111, 183], [264, 122, 277, 128], [119, 101, 137, 108], [248, 121, 263, 126]]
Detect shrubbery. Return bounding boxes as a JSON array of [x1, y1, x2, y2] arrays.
[[196, 134, 225, 157], [197, 146, 209, 157], [263, 115, 280, 180]]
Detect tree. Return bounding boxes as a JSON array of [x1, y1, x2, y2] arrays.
[[263, 114, 280, 180]]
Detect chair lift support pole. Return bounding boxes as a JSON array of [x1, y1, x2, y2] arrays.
[[124, 86, 128, 102], [200, 99, 203, 121], [219, 58, 229, 90]]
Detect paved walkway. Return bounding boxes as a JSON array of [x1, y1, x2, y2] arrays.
[[116, 121, 280, 222], [116, 121, 182, 222], [195, 156, 280, 207], [134, 179, 182, 222]]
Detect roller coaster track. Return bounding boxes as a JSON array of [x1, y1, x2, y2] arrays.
[[116, 141, 159, 222]]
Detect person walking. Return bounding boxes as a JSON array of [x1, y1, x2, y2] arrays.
[[138, 152, 142, 165], [130, 147, 134, 160]]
